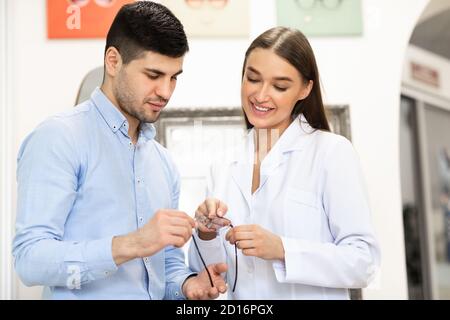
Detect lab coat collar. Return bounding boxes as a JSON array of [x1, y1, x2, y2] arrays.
[[276, 114, 315, 154], [232, 114, 315, 165], [230, 114, 315, 205]]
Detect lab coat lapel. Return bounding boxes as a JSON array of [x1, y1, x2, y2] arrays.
[[230, 131, 254, 209], [230, 116, 314, 205], [259, 116, 314, 189]]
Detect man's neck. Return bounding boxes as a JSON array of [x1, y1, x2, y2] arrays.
[[100, 84, 140, 144]]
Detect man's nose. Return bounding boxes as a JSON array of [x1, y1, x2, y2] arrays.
[[155, 79, 173, 101]]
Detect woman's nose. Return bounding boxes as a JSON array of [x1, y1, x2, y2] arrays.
[[255, 85, 270, 103]]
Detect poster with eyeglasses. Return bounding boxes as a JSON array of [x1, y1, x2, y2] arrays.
[[276, 0, 363, 37], [47, 0, 133, 39], [160, 0, 250, 37]]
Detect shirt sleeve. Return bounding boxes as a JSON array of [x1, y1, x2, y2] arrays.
[[12, 119, 118, 288], [273, 136, 381, 288], [164, 163, 196, 300]]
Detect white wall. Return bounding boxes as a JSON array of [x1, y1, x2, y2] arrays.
[[4, 0, 430, 299]]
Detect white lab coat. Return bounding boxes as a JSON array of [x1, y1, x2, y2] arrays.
[[188, 116, 380, 299]]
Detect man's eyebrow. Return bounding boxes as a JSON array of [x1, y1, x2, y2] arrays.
[[247, 66, 293, 82], [143, 68, 183, 77]]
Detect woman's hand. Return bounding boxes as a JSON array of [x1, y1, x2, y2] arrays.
[[195, 198, 231, 240], [226, 224, 285, 261]]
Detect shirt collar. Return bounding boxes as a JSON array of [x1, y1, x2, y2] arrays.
[[140, 122, 156, 141], [91, 87, 127, 134], [91, 87, 156, 141]]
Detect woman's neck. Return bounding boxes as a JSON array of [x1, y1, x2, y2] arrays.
[[254, 126, 287, 164]]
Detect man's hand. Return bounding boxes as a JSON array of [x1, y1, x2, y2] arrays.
[[182, 263, 228, 300], [112, 209, 195, 265], [226, 224, 285, 261], [195, 198, 230, 240]]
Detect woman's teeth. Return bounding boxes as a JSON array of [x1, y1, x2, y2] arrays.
[[254, 104, 271, 112]]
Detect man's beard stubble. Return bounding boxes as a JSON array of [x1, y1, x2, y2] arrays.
[[113, 78, 161, 124]]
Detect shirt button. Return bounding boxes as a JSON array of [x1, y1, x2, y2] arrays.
[[175, 292, 179, 297], [104, 271, 109, 275], [139, 217, 144, 223], [144, 257, 149, 263]]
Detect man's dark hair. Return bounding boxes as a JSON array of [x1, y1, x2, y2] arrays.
[[105, 1, 189, 64]]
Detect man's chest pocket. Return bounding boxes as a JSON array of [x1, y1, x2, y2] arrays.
[[283, 187, 321, 239]]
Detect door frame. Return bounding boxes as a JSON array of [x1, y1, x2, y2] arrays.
[[0, 0, 15, 300], [402, 84, 450, 299]]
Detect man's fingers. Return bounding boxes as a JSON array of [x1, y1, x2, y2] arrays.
[[207, 287, 219, 299], [170, 217, 195, 229], [166, 234, 189, 248], [210, 262, 228, 275], [167, 226, 192, 241], [197, 289, 206, 300], [169, 217, 194, 237], [217, 284, 227, 294], [164, 210, 195, 228], [186, 290, 197, 300]]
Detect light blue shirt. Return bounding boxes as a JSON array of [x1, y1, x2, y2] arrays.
[[12, 88, 195, 300]]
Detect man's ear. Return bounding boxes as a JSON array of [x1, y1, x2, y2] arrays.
[[104, 47, 122, 78], [298, 80, 313, 100]]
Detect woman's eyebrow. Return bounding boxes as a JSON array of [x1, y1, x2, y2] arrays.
[[246, 66, 293, 82]]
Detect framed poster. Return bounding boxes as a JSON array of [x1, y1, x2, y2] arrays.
[[276, 0, 363, 37], [160, 0, 250, 37], [47, 0, 133, 39]]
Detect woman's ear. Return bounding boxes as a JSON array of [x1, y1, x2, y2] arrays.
[[104, 47, 123, 78], [298, 80, 313, 100]]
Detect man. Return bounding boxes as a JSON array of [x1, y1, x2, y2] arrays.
[[12, 1, 227, 300]]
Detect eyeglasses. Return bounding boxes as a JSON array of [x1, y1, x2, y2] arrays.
[[192, 216, 238, 293], [294, 0, 343, 10], [184, 0, 229, 10]]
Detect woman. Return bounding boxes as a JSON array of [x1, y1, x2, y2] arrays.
[[188, 27, 380, 299]]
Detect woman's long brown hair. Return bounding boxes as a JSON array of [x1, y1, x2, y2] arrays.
[[242, 27, 330, 131]]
